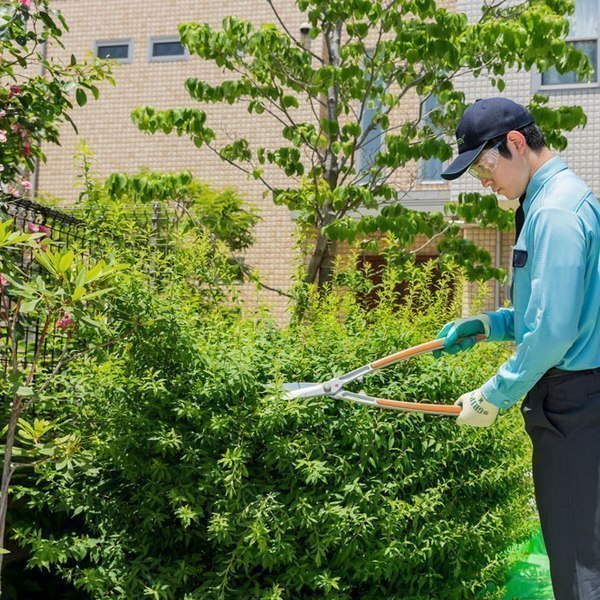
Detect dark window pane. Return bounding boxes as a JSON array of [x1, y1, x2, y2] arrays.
[[422, 94, 444, 181], [542, 40, 598, 85], [422, 157, 443, 181], [97, 44, 130, 60], [152, 41, 185, 58]]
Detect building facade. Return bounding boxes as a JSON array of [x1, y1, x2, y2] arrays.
[[37, 0, 599, 321]]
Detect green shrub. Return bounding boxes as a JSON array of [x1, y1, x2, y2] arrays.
[[12, 264, 535, 599]]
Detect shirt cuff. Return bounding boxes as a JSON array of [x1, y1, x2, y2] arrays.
[[481, 379, 517, 410], [485, 310, 509, 342]]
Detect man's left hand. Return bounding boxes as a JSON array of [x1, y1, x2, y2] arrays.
[[455, 389, 499, 427]]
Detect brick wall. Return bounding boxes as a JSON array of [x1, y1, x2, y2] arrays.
[[35, 0, 596, 322]]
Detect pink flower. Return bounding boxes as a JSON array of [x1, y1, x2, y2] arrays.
[[9, 187, 19, 198], [27, 222, 39, 233], [0, 130, 6, 143], [10, 85, 20, 95], [0, 110, 5, 118], [22, 180, 31, 190], [0, 274, 7, 287], [56, 312, 74, 330], [38, 224, 50, 236], [10, 124, 19, 133], [22, 142, 31, 157], [20, 0, 32, 8]]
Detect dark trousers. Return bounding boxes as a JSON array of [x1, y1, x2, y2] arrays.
[[522, 369, 600, 600]]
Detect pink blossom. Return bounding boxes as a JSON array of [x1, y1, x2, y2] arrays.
[[38, 224, 51, 236], [0, 130, 6, 143], [0, 274, 7, 287], [22, 180, 31, 190], [20, 0, 32, 8], [9, 187, 19, 198], [56, 312, 74, 330], [10, 124, 19, 133], [0, 110, 6, 118], [27, 222, 39, 233], [10, 85, 20, 95], [22, 142, 30, 157]]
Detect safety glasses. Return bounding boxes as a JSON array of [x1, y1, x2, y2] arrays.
[[468, 139, 505, 181]]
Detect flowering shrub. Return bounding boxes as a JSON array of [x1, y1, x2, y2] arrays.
[[0, 0, 113, 187], [0, 217, 126, 595], [12, 264, 535, 599]]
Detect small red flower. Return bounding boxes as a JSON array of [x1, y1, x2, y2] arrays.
[[10, 85, 20, 95], [56, 312, 74, 330], [27, 222, 39, 233], [0, 274, 7, 287]]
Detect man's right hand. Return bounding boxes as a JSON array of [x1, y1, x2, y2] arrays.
[[433, 314, 491, 358]]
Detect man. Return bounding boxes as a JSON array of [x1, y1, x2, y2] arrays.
[[436, 97, 600, 599]]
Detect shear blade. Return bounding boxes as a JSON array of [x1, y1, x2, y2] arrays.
[[282, 382, 324, 399]]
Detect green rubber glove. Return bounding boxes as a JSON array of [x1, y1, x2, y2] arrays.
[[433, 314, 491, 358]]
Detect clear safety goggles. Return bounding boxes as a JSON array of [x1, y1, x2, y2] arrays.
[[468, 139, 505, 180]]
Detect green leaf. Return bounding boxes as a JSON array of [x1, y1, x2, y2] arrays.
[[76, 88, 87, 107], [58, 250, 75, 273], [282, 95, 299, 109], [16, 386, 34, 397]]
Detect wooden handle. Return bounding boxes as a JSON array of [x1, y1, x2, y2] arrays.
[[370, 334, 486, 370], [376, 398, 461, 415]]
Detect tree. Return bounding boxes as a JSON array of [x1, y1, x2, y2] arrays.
[[0, 0, 113, 190], [132, 0, 589, 288]]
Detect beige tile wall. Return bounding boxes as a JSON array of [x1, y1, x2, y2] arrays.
[[37, 0, 519, 322]]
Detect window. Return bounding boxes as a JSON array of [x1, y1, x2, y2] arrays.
[[356, 94, 385, 182], [420, 94, 444, 182], [541, 0, 598, 87], [95, 40, 132, 63], [357, 53, 385, 184], [149, 37, 188, 62]]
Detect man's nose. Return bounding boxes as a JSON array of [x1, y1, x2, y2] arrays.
[[480, 177, 494, 188]]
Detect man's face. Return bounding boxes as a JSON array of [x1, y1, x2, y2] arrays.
[[469, 135, 528, 200]]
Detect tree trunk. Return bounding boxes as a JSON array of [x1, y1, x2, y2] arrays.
[[0, 400, 21, 593], [306, 19, 343, 288]]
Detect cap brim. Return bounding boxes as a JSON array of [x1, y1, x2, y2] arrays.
[[441, 141, 487, 181]]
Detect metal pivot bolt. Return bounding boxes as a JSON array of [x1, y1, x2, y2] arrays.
[[323, 379, 342, 394]]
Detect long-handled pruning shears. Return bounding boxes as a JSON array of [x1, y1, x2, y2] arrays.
[[283, 335, 486, 417]]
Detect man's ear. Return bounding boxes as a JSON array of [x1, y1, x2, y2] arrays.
[[506, 130, 527, 155]]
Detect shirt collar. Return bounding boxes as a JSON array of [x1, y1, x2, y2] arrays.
[[523, 156, 568, 214]]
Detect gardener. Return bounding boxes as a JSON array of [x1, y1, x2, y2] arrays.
[[436, 97, 600, 600]]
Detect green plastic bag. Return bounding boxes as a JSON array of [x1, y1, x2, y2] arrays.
[[503, 527, 553, 599]]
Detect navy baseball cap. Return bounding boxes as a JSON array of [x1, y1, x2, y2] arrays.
[[441, 98, 535, 180]]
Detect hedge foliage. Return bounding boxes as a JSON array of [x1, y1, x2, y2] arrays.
[[11, 255, 535, 599]]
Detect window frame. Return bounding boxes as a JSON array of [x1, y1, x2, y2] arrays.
[[148, 36, 189, 63], [94, 39, 133, 64], [535, 0, 599, 91]]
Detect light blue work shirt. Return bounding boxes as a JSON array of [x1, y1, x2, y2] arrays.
[[481, 157, 600, 409]]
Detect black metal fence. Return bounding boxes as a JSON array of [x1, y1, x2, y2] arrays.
[[0, 194, 86, 375]]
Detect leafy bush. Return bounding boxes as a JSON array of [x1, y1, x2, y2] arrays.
[[12, 263, 535, 599]]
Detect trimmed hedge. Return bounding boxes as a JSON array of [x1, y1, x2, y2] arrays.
[[14, 269, 535, 599]]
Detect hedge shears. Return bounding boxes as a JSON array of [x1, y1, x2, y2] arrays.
[[283, 335, 486, 417]]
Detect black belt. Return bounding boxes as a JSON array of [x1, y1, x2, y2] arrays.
[[542, 366, 600, 380]]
